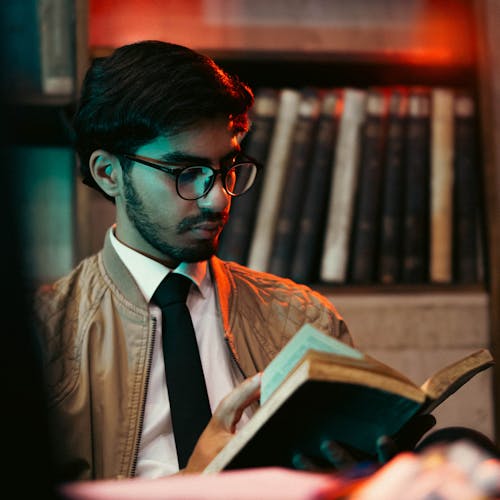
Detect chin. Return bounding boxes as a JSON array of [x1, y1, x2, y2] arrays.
[[180, 242, 218, 263]]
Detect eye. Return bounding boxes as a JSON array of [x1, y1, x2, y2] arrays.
[[179, 166, 209, 182]]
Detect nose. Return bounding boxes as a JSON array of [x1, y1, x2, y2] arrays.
[[197, 172, 230, 212]]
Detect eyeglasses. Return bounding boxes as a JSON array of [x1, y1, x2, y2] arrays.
[[120, 152, 262, 201]]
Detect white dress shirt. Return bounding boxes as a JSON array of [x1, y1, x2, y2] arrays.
[[109, 228, 250, 477]]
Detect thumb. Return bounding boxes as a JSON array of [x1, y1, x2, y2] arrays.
[[213, 372, 261, 432]]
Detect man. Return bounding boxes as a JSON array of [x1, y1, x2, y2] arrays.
[[33, 40, 351, 482]]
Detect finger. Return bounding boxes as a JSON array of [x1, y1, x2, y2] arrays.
[[320, 440, 356, 469], [376, 435, 399, 463], [213, 373, 261, 432], [291, 452, 321, 471], [184, 374, 262, 473]]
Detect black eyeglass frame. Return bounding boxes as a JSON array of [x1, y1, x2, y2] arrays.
[[119, 152, 262, 200]]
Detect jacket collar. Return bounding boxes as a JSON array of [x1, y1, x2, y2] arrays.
[[100, 229, 235, 352], [101, 230, 149, 310]]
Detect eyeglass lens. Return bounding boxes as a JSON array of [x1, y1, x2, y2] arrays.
[[178, 163, 257, 199]]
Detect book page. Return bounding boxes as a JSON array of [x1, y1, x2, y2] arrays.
[[420, 348, 493, 412], [260, 324, 363, 403]]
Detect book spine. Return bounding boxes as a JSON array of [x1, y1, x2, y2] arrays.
[[402, 88, 431, 283], [430, 88, 455, 283], [247, 88, 302, 272], [217, 88, 279, 264], [290, 91, 339, 284], [350, 88, 389, 284], [379, 88, 408, 284], [453, 92, 480, 283], [37, 0, 76, 95], [320, 88, 367, 283], [268, 88, 321, 277]]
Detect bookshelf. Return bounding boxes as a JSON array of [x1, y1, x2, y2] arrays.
[[21, 0, 500, 442], [474, 0, 500, 446]]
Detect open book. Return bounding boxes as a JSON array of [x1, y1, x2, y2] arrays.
[[204, 324, 494, 473]]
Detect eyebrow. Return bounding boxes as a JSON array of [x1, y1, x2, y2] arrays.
[[158, 148, 241, 166]]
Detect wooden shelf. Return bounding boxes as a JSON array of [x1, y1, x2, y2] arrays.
[[90, 46, 476, 90], [88, 0, 476, 67], [77, 0, 500, 443], [215, 54, 475, 90]]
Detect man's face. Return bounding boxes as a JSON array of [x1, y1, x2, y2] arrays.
[[114, 117, 239, 267]]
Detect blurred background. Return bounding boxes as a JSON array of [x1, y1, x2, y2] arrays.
[[2, 0, 499, 453]]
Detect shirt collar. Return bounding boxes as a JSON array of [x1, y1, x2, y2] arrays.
[[109, 226, 209, 302]]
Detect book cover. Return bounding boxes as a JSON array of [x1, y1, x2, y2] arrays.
[[378, 88, 408, 284], [247, 88, 302, 272], [430, 88, 455, 283], [268, 88, 322, 278], [320, 88, 368, 283], [453, 91, 480, 284], [290, 90, 340, 284], [350, 88, 389, 284], [217, 88, 279, 264], [402, 87, 431, 283], [204, 324, 494, 473]]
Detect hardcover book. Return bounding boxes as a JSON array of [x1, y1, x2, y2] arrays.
[[321, 88, 367, 283], [268, 88, 322, 277], [38, 0, 76, 95], [247, 88, 301, 272], [217, 88, 279, 264], [350, 88, 389, 283], [378, 88, 408, 284], [290, 90, 340, 284], [402, 87, 431, 283], [204, 324, 493, 473], [430, 88, 455, 283], [453, 91, 480, 284]]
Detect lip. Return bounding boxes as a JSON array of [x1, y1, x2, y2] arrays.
[[194, 221, 222, 231], [190, 221, 223, 237]]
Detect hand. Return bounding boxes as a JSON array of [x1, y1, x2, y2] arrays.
[[182, 373, 261, 474], [291, 414, 436, 472], [292, 440, 373, 473]]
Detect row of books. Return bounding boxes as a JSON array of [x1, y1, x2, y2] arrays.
[[217, 85, 484, 285]]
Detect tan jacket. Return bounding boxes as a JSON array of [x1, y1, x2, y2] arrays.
[[33, 232, 351, 481]]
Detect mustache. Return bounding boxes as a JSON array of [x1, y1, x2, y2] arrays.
[[178, 211, 229, 232]]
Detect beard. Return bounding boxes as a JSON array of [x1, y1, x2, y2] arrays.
[[123, 174, 225, 263]]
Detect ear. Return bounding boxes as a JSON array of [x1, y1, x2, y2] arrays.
[[89, 150, 122, 199]]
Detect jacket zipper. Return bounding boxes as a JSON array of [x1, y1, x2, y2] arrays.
[[130, 315, 156, 477], [130, 289, 249, 476], [224, 335, 247, 379]]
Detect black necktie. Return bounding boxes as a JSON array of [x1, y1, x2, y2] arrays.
[[152, 273, 212, 469]]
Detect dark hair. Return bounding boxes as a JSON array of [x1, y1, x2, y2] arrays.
[[73, 40, 254, 199]]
